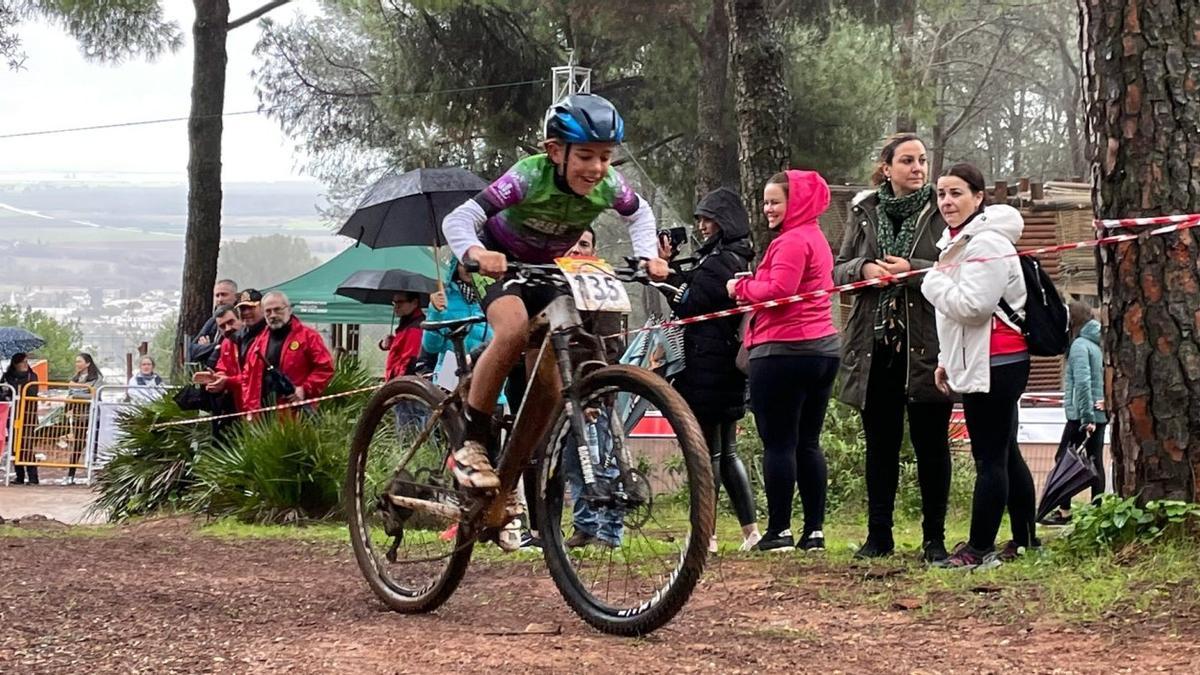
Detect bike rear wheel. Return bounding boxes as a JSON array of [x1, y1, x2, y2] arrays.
[[536, 365, 715, 636], [345, 377, 474, 613]]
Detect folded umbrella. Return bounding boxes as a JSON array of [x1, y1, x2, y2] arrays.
[[0, 327, 46, 359], [335, 269, 439, 307], [1036, 436, 1101, 522]]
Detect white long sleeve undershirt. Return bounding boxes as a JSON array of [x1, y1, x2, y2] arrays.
[[441, 193, 659, 262], [442, 199, 488, 262]]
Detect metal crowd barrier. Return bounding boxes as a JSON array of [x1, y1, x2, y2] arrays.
[[87, 384, 176, 483], [2, 382, 178, 486], [8, 381, 95, 485]]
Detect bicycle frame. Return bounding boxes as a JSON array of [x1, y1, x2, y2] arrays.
[[395, 287, 635, 531], [482, 295, 592, 528]]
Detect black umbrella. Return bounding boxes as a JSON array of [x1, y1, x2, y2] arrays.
[[0, 327, 45, 359], [1036, 436, 1101, 522], [337, 167, 488, 249], [335, 269, 439, 307]]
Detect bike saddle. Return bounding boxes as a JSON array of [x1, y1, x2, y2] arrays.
[[421, 315, 487, 338]]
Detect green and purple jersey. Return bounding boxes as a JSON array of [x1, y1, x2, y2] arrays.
[[473, 154, 643, 263]]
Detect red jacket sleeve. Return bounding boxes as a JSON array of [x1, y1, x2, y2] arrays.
[[384, 326, 424, 380], [215, 340, 243, 403], [734, 236, 806, 303], [300, 329, 335, 398]]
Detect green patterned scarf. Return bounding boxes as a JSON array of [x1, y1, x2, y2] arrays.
[[873, 182, 933, 352]]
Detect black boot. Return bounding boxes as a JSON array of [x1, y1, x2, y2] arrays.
[[921, 540, 949, 563], [854, 527, 895, 559]]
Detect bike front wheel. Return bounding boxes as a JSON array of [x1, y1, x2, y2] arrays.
[[536, 364, 715, 636]]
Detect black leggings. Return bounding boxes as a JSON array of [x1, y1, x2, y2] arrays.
[[962, 360, 1036, 550], [861, 349, 952, 542], [749, 354, 839, 536], [702, 420, 757, 527], [1055, 420, 1107, 508]]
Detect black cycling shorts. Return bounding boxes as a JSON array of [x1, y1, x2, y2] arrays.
[[480, 271, 569, 317]]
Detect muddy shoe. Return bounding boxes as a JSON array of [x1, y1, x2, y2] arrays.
[[447, 440, 500, 490], [496, 491, 524, 553], [498, 521, 522, 552], [566, 529, 598, 549]]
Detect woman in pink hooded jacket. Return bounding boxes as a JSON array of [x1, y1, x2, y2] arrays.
[[728, 170, 841, 552]]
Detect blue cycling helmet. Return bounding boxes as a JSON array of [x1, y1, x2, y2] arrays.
[[544, 93, 624, 144]]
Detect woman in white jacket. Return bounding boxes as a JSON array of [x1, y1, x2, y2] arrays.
[[921, 163, 1037, 569]]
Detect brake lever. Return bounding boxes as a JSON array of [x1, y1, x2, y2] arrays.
[[648, 280, 682, 296]]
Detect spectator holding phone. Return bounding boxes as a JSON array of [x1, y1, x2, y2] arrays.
[[659, 187, 761, 552]]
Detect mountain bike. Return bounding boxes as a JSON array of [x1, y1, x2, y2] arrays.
[[345, 258, 715, 636]]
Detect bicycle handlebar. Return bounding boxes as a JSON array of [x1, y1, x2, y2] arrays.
[[461, 256, 669, 290]]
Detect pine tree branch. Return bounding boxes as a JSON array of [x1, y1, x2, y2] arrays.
[[229, 0, 292, 31]]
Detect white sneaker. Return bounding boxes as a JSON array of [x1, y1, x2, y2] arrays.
[[738, 530, 763, 552]]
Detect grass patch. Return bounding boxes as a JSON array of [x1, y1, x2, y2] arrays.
[[198, 518, 348, 544], [762, 519, 1200, 625]]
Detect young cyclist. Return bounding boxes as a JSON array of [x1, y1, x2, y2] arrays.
[[441, 93, 667, 492]]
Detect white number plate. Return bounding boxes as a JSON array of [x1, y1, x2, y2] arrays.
[[555, 256, 631, 313]]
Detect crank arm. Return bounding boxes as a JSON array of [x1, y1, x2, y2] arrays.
[[387, 494, 463, 522]]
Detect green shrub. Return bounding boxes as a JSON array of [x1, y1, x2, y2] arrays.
[[187, 409, 356, 522], [1056, 494, 1200, 557], [92, 395, 209, 521], [95, 355, 375, 523], [186, 356, 375, 523]]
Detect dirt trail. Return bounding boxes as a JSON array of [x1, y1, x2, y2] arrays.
[[1, 523, 1197, 674]]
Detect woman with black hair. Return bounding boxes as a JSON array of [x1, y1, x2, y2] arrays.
[[835, 134, 953, 562], [661, 187, 762, 552], [2, 353, 40, 484], [921, 163, 1037, 569], [64, 353, 102, 485]]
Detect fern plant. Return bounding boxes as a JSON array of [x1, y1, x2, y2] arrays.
[[91, 395, 209, 521]]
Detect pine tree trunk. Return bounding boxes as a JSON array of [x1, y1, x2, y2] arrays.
[[693, 0, 738, 202], [727, 0, 792, 252], [1079, 0, 1200, 500], [175, 0, 230, 372], [893, 0, 917, 133]]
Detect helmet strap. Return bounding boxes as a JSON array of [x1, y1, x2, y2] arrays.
[[553, 143, 586, 197]]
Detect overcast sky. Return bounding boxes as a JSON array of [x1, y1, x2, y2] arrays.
[[0, 1, 311, 184]]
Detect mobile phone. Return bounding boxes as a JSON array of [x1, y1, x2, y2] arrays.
[[658, 226, 688, 249], [734, 271, 752, 279]]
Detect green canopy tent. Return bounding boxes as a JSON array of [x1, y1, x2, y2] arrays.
[[268, 244, 438, 325]]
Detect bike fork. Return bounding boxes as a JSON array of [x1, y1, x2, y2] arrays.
[[551, 332, 600, 489]]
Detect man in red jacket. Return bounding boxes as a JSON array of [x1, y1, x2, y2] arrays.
[[233, 291, 334, 415], [381, 291, 426, 381]]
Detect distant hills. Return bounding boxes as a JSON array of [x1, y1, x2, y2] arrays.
[[0, 181, 338, 293]]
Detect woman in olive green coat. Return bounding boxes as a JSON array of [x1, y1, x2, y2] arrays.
[[834, 134, 952, 561]]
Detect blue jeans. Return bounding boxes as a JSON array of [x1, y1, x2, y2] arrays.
[[392, 399, 429, 432], [562, 410, 624, 546]]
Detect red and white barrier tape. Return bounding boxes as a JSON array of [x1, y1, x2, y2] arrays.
[[1096, 213, 1200, 229], [150, 384, 383, 429], [612, 214, 1200, 339], [1020, 394, 1065, 405]]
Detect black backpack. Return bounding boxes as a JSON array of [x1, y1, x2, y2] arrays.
[[998, 256, 1069, 357]]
